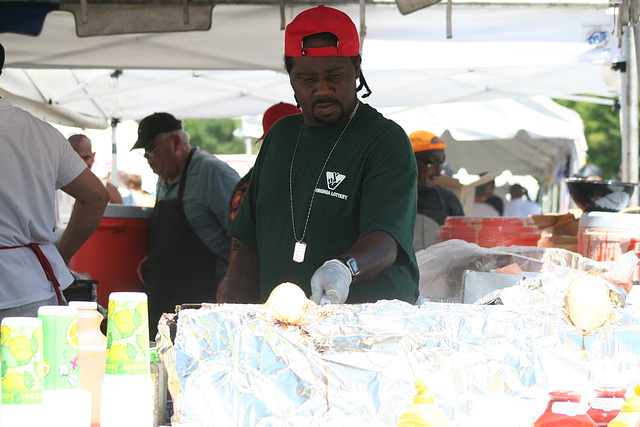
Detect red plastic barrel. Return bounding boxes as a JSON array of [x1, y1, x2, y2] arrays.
[[69, 205, 152, 308]]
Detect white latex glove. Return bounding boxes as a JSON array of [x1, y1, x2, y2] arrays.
[[310, 259, 352, 304]]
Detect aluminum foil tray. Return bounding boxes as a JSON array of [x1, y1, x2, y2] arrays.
[[156, 289, 640, 427]]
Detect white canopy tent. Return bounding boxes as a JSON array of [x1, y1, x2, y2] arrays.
[[0, 2, 622, 125], [387, 96, 587, 178]]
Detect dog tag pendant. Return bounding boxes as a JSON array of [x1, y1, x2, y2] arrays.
[[293, 241, 307, 263]]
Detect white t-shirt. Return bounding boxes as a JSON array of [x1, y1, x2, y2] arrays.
[[472, 202, 500, 217], [54, 189, 76, 238], [503, 198, 542, 217], [0, 98, 87, 309]]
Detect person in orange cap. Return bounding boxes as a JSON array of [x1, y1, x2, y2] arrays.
[[409, 130, 464, 251]]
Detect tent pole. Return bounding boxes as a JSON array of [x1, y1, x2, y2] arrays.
[[631, 2, 640, 207], [111, 118, 120, 187], [620, 28, 639, 206]]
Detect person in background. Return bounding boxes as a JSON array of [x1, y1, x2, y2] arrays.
[[227, 6, 419, 305], [216, 101, 301, 302], [55, 133, 123, 235], [575, 163, 603, 181], [128, 174, 156, 207], [0, 42, 110, 322], [482, 173, 504, 216], [473, 182, 500, 217], [503, 183, 541, 217], [132, 112, 239, 339], [409, 130, 464, 251], [116, 170, 136, 205], [68, 134, 123, 204]]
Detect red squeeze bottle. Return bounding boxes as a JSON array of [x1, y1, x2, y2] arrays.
[[534, 390, 597, 426], [587, 387, 626, 426]]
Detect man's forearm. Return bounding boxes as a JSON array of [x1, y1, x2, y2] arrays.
[[226, 242, 261, 303], [341, 230, 398, 282], [56, 197, 108, 264], [55, 169, 109, 264]]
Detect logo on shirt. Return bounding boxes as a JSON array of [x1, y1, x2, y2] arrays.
[[314, 171, 348, 200], [326, 171, 345, 190]]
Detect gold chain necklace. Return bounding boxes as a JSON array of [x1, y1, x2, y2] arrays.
[[289, 101, 360, 263]]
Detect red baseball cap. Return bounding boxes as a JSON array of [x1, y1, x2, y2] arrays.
[[259, 102, 301, 141], [285, 5, 360, 58]]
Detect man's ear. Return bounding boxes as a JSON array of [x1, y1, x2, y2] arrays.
[[354, 57, 362, 80], [170, 132, 180, 149]]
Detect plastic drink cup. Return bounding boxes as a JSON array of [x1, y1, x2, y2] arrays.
[[101, 292, 153, 427], [0, 317, 44, 405], [37, 306, 80, 390], [105, 292, 150, 375]]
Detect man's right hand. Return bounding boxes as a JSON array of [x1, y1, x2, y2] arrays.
[[310, 259, 352, 304]]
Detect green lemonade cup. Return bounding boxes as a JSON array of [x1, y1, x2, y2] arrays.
[[105, 292, 150, 375], [0, 317, 44, 404]]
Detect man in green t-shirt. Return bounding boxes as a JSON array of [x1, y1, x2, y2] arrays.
[[227, 5, 419, 305]]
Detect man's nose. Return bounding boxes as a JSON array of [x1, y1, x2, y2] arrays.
[[314, 78, 333, 95]]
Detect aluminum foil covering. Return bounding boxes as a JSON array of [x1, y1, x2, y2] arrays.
[[416, 239, 639, 301], [156, 281, 640, 426]]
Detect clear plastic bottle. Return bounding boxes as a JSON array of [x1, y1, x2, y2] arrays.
[[587, 387, 626, 426], [396, 379, 449, 427], [534, 390, 596, 426], [69, 301, 106, 427], [607, 385, 640, 427], [150, 348, 167, 427]]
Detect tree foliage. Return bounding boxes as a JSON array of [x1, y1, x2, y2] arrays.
[[184, 118, 246, 155], [554, 99, 622, 180]]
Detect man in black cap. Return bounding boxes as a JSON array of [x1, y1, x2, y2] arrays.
[[0, 42, 109, 322], [132, 112, 239, 339]]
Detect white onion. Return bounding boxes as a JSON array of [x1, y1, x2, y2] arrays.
[[264, 282, 315, 324], [565, 275, 613, 331]]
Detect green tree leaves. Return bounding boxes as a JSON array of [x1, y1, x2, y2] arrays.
[[184, 118, 246, 155], [554, 99, 622, 180]]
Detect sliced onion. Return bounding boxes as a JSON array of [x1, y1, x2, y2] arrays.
[[565, 274, 612, 331]]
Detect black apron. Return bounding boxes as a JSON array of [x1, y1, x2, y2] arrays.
[[145, 148, 219, 339]]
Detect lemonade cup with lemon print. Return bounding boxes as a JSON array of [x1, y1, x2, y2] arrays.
[[1, 317, 44, 404], [106, 292, 150, 375]]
